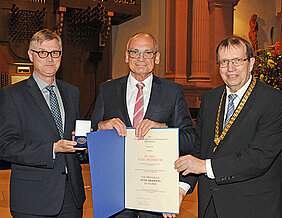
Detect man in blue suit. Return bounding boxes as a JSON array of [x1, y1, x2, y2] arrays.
[[91, 32, 195, 217], [171, 35, 282, 218], [0, 29, 86, 217]]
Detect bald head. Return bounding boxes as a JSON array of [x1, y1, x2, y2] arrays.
[[126, 32, 158, 51]]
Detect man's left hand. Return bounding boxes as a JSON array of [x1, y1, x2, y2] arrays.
[[135, 119, 166, 139], [174, 155, 206, 175]]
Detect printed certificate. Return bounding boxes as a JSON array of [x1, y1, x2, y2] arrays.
[[87, 128, 179, 218], [125, 128, 179, 213]]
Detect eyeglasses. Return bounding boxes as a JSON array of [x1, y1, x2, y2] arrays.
[[218, 57, 249, 68], [31, 49, 62, 59], [127, 50, 157, 59]]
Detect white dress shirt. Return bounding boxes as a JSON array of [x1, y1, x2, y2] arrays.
[[126, 72, 153, 126]]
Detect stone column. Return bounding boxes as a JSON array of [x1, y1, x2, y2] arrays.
[[164, 0, 240, 109], [188, 0, 211, 88], [164, 0, 190, 84], [208, 0, 240, 87]]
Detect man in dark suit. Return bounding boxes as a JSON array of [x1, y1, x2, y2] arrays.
[[0, 29, 86, 217], [91, 32, 195, 217], [168, 36, 282, 218]]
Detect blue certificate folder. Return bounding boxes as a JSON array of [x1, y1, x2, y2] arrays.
[[87, 128, 179, 217], [87, 129, 125, 218]]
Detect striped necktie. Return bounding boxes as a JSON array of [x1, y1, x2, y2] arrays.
[[133, 83, 145, 127], [46, 85, 64, 139], [224, 94, 237, 128]]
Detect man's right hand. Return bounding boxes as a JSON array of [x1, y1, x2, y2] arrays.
[[54, 140, 86, 153], [98, 118, 127, 137]]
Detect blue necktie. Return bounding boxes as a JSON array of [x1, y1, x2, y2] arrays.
[[46, 85, 64, 139], [224, 94, 237, 128]]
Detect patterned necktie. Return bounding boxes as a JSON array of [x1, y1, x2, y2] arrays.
[[46, 85, 64, 139], [133, 83, 145, 127], [224, 94, 237, 128]]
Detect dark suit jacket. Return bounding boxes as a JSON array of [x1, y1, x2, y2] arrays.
[[91, 74, 195, 155], [0, 76, 85, 216], [181, 80, 282, 218]]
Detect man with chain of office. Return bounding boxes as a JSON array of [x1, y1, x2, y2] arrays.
[[164, 35, 282, 218]]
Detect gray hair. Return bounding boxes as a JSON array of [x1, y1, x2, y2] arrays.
[[29, 29, 62, 50]]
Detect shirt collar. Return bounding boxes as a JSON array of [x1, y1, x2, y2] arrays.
[[33, 72, 58, 91], [128, 72, 153, 90], [226, 75, 252, 99]]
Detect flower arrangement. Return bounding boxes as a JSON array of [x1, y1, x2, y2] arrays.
[[253, 42, 282, 89]]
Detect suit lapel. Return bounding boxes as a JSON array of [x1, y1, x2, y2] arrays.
[[27, 76, 59, 136], [206, 87, 225, 156], [57, 80, 69, 137], [144, 75, 161, 120], [118, 76, 132, 126], [219, 90, 227, 133], [227, 83, 256, 132]]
